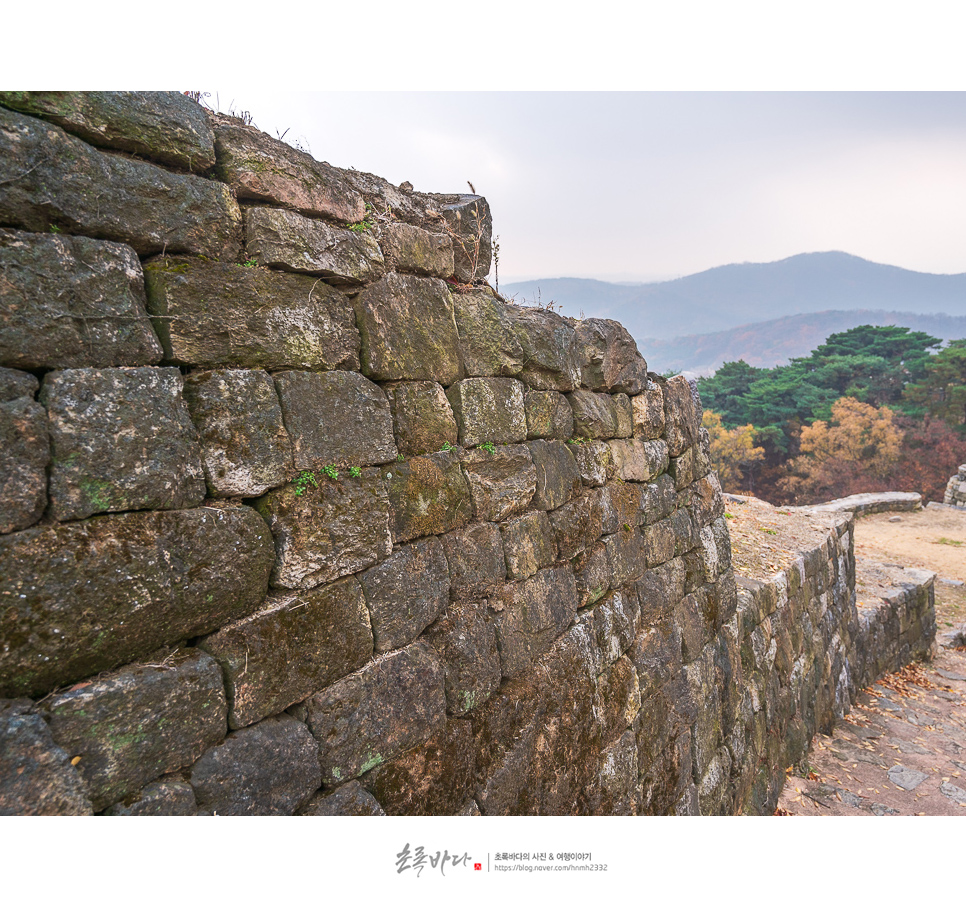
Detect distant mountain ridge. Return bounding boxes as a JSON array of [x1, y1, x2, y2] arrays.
[[640, 309, 966, 376], [501, 252, 966, 345]]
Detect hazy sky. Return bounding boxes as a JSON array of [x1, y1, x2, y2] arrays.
[[206, 91, 966, 284]]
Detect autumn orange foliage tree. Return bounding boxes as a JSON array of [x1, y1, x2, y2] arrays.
[[702, 409, 765, 492], [783, 397, 902, 503]]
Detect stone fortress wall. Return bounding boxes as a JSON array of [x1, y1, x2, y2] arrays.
[[944, 466, 966, 507], [0, 92, 936, 815]]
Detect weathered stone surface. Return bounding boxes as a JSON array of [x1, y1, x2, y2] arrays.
[[0, 91, 216, 172], [605, 528, 647, 589], [668, 509, 698, 556], [613, 394, 634, 438], [527, 440, 581, 511], [199, 577, 373, 729], [190, 714, 321, 816], [358, 538, 449, 651], [385, 452, 473, 543], [380, 223, 454, 278], [595, 730, 639, 815], [670, 447, 696, 490], [0, 505, 273, 697], [452, 291, 525, 377], [103, 779, 197, 816], [0, 229, 161, 370], [245, 207, 384, 284], [514, 308, 581, 391], [550, 491, 605, 561], [441, 523, 506, 599], [609, 438, 669, 483], [384, 381, 458, 456], [0, 393, 47, 534], [0, 108, 241, 258], [355, 274, 463, 384], [300, 781, 385, 815], [568, 390, 619, 439], [598, 655, 642, 747], [462, 444, 537, 521], [569, 440, 612, 487], [301, 643, 446, 785], [183, 369, 293, 498], [632, 381, 666, 440], [500, 511, 556, 580], [0, 367, 37, 401], [603, 480, 645, 533], [42, 367, 206, 521], [524, 390, 573, 441], [593, 587, 641, 665], [213, 117, 363, 222], [361, 719, 475, 815], [689, 474, 725, 529], [442, 195, 492, 283], [143, 256, 360, 371], [491, 566, 578, 678], [274, 370, 396, 469], [0, 701, 92, 815], [663, 374, 701, 457], [644, 473, 678, 523], [255, 474, 391, 590], [43, 649, 227, 811], [424, 602, 502, 716], [575, 319, 648, 394], [447, 377, 527, 447], [574, 540, 613, 608]]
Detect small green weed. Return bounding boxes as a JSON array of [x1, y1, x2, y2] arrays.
[[724, 512, 735, 519], [937, 537, 964, 547], [292, 470, 319, 496], [480, 442, 496, 454], [349, 466, 362, 478], [241, 257, 258, 267], [322, 464, 339, 480], [440, 442, 455, 453], [49, 224, 62, 234]]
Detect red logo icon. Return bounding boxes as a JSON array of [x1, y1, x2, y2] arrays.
[[474, 863, 482, 871]]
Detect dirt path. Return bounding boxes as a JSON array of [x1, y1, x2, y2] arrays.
[[777, 504, 966, 816]]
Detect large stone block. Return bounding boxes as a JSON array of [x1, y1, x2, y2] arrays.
[[0, 91, 216, 172], [462, 444, 537, 521], [273, 370, 396, 470], [569, 440, 612, 487], [568, 389, 619, 439], [0, 390, 47, 534], [384, 381, 458, 456], [360, 718, 475, 815], [300, 781, 386, 816], [632, 381, 666, 440], [0, 701, 92, 815], [245, 207, 384, 284], [300, 643, 446, 785], [385, 451, 473, 542], [143, 256, 360, 371], [41, 367, 206, 521], [358, 538, 449, 651], [42, 649, 227, 811], [0, 505, 274, 697], [441, 522, 506, 599], [447, 377, 527, 447], [424, 601, 502, 716], [609, 438, 669, 483], [103, 779, 198, 816], [663, 374, 701, 457], [183, 369, 293, 498], [199, 577, 374, 729], [573, 540, 613, 608], [380, 223, 454, 278], [605, 528, 647, 589], [574, 318, 648, 395], [452, 291, 525, 377], [0, 108, 241, 259], [500, 511, 557, 581], [213, 117, 364, 222], [442, 195, 492, 283], [491, 566, 578, 678], [524, 390, 573, 441], [354, 274, 463, 385], [514, 308, 581, 392], [549, 491, 605, 561], [0, 229, 161, 370], [255, 473, 392, 590], [527, 439, 581, 511], [0, 367, 37, 402], [190, 714, 321, 816]]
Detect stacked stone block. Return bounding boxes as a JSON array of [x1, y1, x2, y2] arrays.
[[0, 92, 937, 816], [944, 464, 966, 507]]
